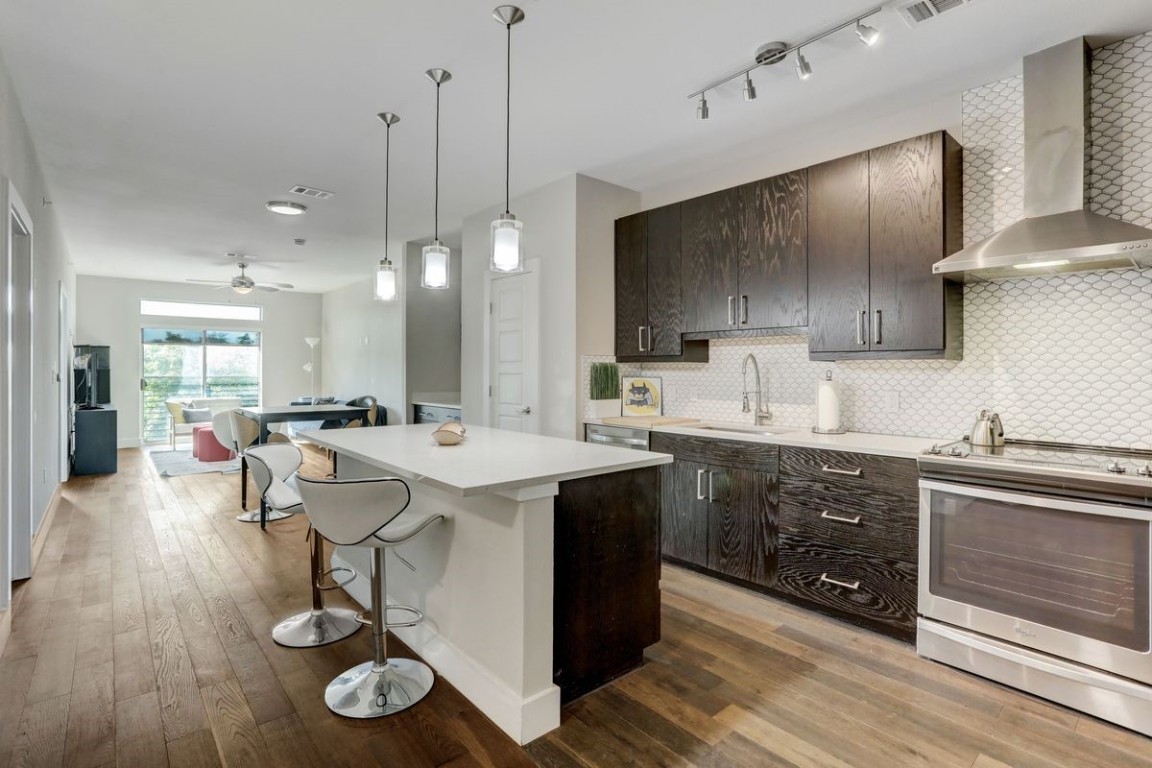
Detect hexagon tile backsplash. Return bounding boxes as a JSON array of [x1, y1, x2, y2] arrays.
[[582, 32, 1152, 450]]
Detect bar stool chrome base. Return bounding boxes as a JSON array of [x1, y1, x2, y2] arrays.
[[272, 607, 361, 648], [235, 508, 293, 523], [325, 658, 435, 718]]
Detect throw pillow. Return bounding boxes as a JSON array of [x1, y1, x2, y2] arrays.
[[181, 407, 212, 423]]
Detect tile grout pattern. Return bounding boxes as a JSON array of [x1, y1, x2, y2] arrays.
[[583, 32, 1152, 449]]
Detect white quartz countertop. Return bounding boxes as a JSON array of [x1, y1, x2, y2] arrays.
[[303, 424, 672, 497], [585, 418, 947, 460], [411, 391, 462, 408]]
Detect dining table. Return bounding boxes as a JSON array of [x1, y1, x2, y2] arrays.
[[236, 403, 370, 528]]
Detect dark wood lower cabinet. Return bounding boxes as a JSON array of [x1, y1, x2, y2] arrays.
[[660, 458, 709, 567], [707, 467, 777, 586], [775, 534, 917, 642], [553, 467, 661, 703]]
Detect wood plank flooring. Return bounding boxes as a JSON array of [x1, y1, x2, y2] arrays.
[[2, 445, 1149, 768]]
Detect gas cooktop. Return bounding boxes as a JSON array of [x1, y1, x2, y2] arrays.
[[919, 439, 1152, 502]]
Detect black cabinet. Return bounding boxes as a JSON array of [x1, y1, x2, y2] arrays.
[[614, 205, 707, 362], [682, 171, 807, 336], [73, 406, 117, 475], [808, 131, 963, 360], [651, 432, 778, 589]]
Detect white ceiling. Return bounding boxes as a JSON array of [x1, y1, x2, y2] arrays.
[[2, 0, 1152, 293]]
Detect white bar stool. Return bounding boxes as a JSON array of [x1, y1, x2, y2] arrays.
[[245, 444, 361, 648], [230, 411, 292, 523], [296, 474, 443, 718]]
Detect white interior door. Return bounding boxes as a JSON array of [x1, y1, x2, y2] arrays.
[[489, 266, 538, 433]]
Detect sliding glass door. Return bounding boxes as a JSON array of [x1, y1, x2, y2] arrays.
[[141, 328, 261, 442]]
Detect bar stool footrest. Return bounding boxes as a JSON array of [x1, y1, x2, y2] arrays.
[[354, 604, 425, 629], [316, 566, 355, 591]]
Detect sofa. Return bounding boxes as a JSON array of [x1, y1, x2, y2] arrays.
[[165, 397, 243, 449]]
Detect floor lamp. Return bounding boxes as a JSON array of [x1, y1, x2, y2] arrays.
[[304, 337, 319, 401]]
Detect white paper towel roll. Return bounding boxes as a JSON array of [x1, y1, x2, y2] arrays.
[[815, 372, 841, 432]]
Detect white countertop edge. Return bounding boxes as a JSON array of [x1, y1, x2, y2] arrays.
[[302, 429, 672, 497], [585, 419, 947, 460]]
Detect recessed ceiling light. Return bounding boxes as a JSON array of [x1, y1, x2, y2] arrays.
[[266, 200, 307, 215]]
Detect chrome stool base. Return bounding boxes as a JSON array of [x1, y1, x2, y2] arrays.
[[325, 658, 435, 718], [235, 508, 293, 523], [272, 607, 361, 648]]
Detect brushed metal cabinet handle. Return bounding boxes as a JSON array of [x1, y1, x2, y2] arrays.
[[857, 310, 867, 345], [696, 469, 706, 500], [727, 296, 735, 326], [873, 309, 882, 345], [708, 470, 716, 502], [740, 295, 749, 325], [821, 464, 862, 477], [819, 573, 860, 591], [647, 325, 653, 352], [637, 326, 647, 352], [820, 510, 862, 525]]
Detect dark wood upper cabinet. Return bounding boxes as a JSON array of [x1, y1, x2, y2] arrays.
[[613, 213, 647, 358], [681, 188, 741, 334], [808, 152, 871, 354], [809, 131, 963, 360], [741, 170, 808, 330], [614, 205, 707, 362]]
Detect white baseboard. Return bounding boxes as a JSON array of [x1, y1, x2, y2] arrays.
[[332, 553, 560, 744], [117, 437, 142, 449]]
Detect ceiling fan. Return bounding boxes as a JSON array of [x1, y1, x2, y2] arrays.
[[186, 262, 294, 294]]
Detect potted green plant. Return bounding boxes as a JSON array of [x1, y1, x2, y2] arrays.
[[588, 362, 621, 419]]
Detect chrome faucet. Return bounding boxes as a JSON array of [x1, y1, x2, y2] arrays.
[[741, 353, 771, 425]]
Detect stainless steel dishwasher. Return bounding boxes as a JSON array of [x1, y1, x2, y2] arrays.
[[584, 423, 650, 450]]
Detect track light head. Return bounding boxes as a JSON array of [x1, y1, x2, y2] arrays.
[[856, 20, 880, 47], [697, 93, 710, 120], [742, 73, 757, 102], [796, 50, 813, 81]]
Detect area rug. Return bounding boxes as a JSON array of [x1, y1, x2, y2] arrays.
[[150, 449, 240, 477]]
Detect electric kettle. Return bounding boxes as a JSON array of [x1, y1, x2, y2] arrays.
[[968, 408, 1005, 447]]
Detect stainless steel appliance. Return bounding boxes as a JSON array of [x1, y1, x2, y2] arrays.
[[584, 423, 649, 451], [967, 408, 1004, 448], [918, 439, 1152, 735]]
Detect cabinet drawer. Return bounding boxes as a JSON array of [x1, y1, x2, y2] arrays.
[[775, 534, 916, 638], [651, 432, 778, 473], [779, 488, 917, 563], [413, 404, 462, 424], [780, 446, 918, 499]]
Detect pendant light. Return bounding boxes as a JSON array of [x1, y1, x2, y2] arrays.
[[490, 5, 526, 273], [422, 68, 452, 289], [374, 111, 400, 301]]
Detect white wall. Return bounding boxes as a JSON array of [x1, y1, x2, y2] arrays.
[[405, 240, 461, 408], [320, 275, 406, 427], [75, 276, 321, 445], [0, 47, 76, 608], [640, 94, 962, 210], [462, 173, 639, 440]]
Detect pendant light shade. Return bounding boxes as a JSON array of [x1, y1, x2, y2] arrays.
[[490, 5, 526, 273], [423, 68, 452, 289], [374, 111, 400, 302]]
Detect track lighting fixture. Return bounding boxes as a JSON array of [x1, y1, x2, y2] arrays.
[[687, 5, 882, 115], [374, 111, 399, 302], [855, 19, 880, 47], [742, 73, 757, 102], [795, 49, 812, 80], [422, 68, 452, 290]]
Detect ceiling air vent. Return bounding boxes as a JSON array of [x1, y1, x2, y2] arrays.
[[288, 185, 334, 200], [897, 0, 972, 26]]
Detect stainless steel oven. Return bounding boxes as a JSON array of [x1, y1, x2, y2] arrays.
[[918, 440, 1152, 736]]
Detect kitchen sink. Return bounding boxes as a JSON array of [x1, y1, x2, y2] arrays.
[[694, 425, 799, 436]]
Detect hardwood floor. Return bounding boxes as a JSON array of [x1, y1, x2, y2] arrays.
[[2, 445, 1149, 767]]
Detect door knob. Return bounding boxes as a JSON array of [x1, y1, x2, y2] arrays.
[[519, 406, 532, 414]]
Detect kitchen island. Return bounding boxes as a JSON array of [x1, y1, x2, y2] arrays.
[[301, 424, 671, 744]]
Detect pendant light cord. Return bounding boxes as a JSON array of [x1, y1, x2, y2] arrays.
[[384, 123, 391, 254], [434, 82, 441, 240], [505, 21, 512, 215]]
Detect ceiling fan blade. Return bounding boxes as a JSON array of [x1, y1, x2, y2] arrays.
[[186, 278, 231, 285], [257, 281, 294, 289], [255, 285, 280, 293]]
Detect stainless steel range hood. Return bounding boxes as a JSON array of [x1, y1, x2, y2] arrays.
[[933, 38, 1152, 281]]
